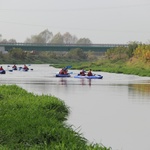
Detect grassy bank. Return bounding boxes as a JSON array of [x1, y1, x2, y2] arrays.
[[51, 59, 150, 77], [0, 85, 110, 150]]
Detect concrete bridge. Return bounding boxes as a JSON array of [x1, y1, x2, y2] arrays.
[[0, 43, 128, 52]]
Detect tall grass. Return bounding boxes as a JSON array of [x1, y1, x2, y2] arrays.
[[0, 85, 111, 150], [58, 59, 150, 77]]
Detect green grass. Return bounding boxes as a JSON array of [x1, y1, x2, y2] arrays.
[[0, 85, 111, 150], [51, 59, 150, 77]]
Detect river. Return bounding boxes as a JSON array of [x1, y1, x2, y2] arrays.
[[1, 64, 150, 150]]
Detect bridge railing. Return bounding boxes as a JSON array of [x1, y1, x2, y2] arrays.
[[0, 43, 128, 47], [0, 43, 129, 52]]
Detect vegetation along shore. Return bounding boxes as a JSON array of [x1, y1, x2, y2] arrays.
[[0, 85, 111, 150], [51, 42, 150, 77]]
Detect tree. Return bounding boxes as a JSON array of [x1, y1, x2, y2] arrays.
[[127, 41, 141, 58], [39, 29, 53, 43], [8, 39, 17, 43], [51, 32, 64, 44], [76, 38, 92, 44], [24, 29, 53, 43], [63, 32, 77, 44]]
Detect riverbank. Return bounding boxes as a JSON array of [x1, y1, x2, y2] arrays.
[[51, 59, 150, 77], [0, 85, 111, 150]]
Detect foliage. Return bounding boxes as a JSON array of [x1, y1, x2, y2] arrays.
[[76, 38, 92, 44], [63, 32, 78, 44], [9, 48, 27, 60], [22, 29, 92, 44], [126, 41, 140, 58], [65, 48, 87, 60], [0, 85, 111, 150], [105, 46, 128, 62], [51, 32, 64, 44], [133, 44, 150, 62], [56, 43, 150, 77]]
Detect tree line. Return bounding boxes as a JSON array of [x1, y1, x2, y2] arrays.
[[0, 29, 92, 44]]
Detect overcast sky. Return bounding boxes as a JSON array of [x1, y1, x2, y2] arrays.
[[0, 0, 150, 44]]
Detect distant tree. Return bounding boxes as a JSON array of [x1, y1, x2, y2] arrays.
[[72, 35, 78, 44], [0, 39, 8, 43], [24, 29, 93, 44], [8, 39, 17, 43], [63, 32, 78, 44], [51, 32, 64, 44], [39, 29, 53, 43], [127, 41, 142, 58], [76, 38, 92, 44], [24, 29, 53, 43]]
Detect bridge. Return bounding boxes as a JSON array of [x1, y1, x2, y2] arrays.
[[0, 43, 128, 52]]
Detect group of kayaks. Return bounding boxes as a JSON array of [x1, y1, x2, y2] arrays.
[[74, 74, 103, 79], [56, 73, 103, 79], [55, 66, 103, 79], [1, 64, 103, 79], [0, 65, 33, 74]]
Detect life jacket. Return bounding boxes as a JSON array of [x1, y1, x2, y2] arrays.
[[59, 69, 64, 74], [87, 71, 93, 76], [80, 71, 85, 76], [0, 67, 4, 70]]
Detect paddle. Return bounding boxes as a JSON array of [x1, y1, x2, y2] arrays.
[[64, 66, 72, 70]]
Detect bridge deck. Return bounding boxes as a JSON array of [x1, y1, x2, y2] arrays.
[[0, 43, 128, 52]]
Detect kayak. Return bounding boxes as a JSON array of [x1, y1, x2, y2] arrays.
[[74, 75, 103, 79], [18, 67, 29, 71], [56, 74, 71, 77], [0, 70, 6, 74]]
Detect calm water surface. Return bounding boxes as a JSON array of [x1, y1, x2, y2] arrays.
[[1, 64, 150, 150]]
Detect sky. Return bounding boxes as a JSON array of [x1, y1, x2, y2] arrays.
[[0, 0, 150, 44]]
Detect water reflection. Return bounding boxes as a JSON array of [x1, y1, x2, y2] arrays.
[[128, 84, 150, 103], [59, 78, 67, 85], [80, 79, 91, 86]]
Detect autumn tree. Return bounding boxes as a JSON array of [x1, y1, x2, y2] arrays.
[[133, 44, 150, 62]]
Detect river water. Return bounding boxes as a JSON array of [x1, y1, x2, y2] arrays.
[[1, 64, 150, 150]]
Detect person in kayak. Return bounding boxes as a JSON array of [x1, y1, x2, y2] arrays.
[[59, 68, 65, 74], [87, 69, 93, 76], [12, 64, 17, 70], [64, 69, 68, 74], [23, 64, 29, 71], [0, 66, 6, 74], [0, 66, 4, 71], [79, 69, 86, 76]]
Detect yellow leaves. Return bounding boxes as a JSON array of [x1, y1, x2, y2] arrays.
[[133, 44, 150, 62]]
